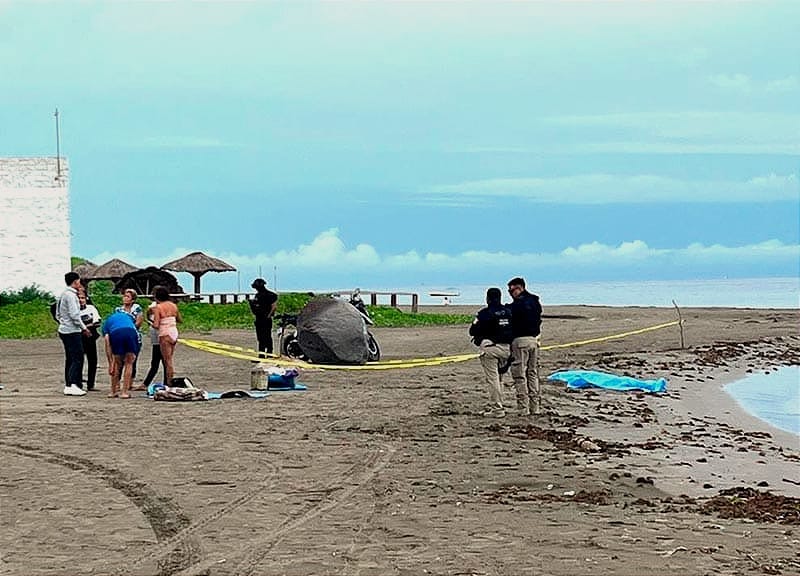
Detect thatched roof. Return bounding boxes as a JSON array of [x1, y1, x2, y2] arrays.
[[161, 251, 236, 294], [87, 258, 139, 280], [113, 267, 184, 295], [72, 260, 97, 279], [161, 251, 236, 274]]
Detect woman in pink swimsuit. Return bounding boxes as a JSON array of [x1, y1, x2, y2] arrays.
[[152, 285, 182, 383]]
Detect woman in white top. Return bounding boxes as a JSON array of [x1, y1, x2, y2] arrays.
[[78, 291, 102, 391]]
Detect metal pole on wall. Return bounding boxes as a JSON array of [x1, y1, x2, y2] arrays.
[[54, 108, 62, 180]]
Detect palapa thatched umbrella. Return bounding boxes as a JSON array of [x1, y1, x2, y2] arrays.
[[161, 251, 236, 295], [72, 260, 97, 280], [113, 266, 184, 295], [87, 258, 139, 282]]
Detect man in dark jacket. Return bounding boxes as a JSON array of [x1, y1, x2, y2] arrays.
[[507, 277, 543, 416], [469, 287, 513, 418], [249, 278, 278, 357]]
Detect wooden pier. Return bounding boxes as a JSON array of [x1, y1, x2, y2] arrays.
[[174, 289, 419, 312]]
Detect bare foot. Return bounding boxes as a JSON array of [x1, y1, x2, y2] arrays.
[[107, 393, 118, 398], [120, 393, 131, 399]]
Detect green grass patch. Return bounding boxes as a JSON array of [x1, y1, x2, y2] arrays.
[[0, 300, 58, 339], [368, 306, 472, 327], [0, 289, 469, 339]]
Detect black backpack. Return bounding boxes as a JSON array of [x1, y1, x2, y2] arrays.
[[49, 300, 58, 322]]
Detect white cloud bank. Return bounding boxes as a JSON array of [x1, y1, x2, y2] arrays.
[[422, 173, 799, 205], [92, 229, 800, 290], [541, 111, 800, 155], [708, 74, 799, 94]]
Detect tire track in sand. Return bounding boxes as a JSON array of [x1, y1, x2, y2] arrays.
[[1, 441, 199, 574], [2, 441, 283, 576], [123, 460, 282, 574], [172, 441, 397, 576]]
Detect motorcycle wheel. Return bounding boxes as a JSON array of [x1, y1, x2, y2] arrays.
[[282, 335, 304, 359], [367, 333, 381, 362]]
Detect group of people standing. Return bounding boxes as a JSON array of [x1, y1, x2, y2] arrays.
[[469, 276, 543, 418], [55, 272, 181, 398], [57, 270, 536, 412]]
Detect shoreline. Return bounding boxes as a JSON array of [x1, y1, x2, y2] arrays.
[[723, 365, 799, 436], [645, 360, 800, 499], [415, 303, 800, 315]]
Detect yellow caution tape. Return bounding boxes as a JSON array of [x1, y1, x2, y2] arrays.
[[541, 320, 680, 351], [181, 319, 680, 371], [180, 338, 478, 370]]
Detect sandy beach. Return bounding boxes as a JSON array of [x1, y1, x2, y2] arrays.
[[1, 305, 799, 576]]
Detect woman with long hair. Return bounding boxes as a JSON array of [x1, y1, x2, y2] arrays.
[[139, 299, 166, 389], [151, 285, 181, 383]]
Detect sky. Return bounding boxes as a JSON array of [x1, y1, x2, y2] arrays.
[[2, 1, 798, 294]]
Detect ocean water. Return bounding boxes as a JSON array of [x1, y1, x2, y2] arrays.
[[725, 366, 800, 436], [403, 276, 798, 436], [409, 277, 799, 308]]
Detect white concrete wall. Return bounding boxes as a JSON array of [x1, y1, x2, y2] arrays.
[[0, 157, 71, 297]]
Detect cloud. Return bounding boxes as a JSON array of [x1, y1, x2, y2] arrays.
[[708, 74, 799, 94], [91, 230, 800, 290], [708, 73, 752, 92], [541, 111, 800, 155], [420, 173, 799, 205], [765, 75, 800, 93]]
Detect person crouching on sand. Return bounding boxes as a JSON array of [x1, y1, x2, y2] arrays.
[[102, 310, 141, 398]]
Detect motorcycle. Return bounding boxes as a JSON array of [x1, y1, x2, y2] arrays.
[[349, 289, 381, 362], [277, 289, 381, 362], [276, 313, 306, 360]]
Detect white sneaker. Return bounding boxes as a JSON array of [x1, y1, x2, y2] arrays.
[[63, 385, 87, 396]]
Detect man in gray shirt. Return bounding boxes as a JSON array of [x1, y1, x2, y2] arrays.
[[57, 271, 91, 396]]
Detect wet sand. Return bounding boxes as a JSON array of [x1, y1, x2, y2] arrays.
[[1, 305, 799, 575]]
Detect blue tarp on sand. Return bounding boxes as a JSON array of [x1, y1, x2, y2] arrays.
[[548, 370, 667, 393]]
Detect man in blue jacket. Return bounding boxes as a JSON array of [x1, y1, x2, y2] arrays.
[[469, 287, 513, 418], [507, 277, 543, 416]]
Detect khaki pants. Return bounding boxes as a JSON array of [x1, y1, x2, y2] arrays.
[[511, 336, 541, 414], [479, 340, 511, 407]]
